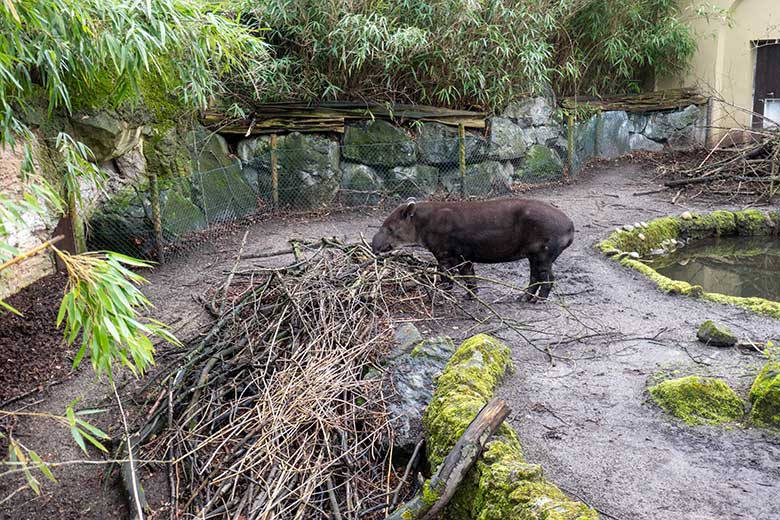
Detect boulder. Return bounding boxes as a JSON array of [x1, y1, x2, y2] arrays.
[[382, 164, 438, 198], [487, 117, 528, 160], [144, 126, 190, 180], [275, 133, 341, 208], [749, 361, 780, 428], [644, 105, 702, 144], [596, 111, 631, 159], [696, 320, 737, 347], [629, 133, 664, 152], [441, 161, 512, 196], [515, 145, 564, 181], [339, 162, 384, 206], [186, 127, 256, 220], [415, 122, 487, 164], [502, 96, 556, 127], [648, 376, 744, 425], [342, 120, 416, 167], [571, 115, 599, 174], [71, 111, 143, 162], [115, 145, 147, 185], [86, 189, 155, 258], [160, 189, 207, 237], [382, 325, 457, 456], [238, 133, 341, 209]]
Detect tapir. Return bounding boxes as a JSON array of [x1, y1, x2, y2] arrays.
[[371, 198, 574, 301]]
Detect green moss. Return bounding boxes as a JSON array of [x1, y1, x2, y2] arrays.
[[505, 481, 597, 520], [749, 361, 780, 428], [734, 209, 770, 236], [597, 216, 679, 257], [677, 210, 737, 239], [424, 334, 512, 468], [702, 292, 780, 320], [696, 320, 737, 347], [619, 257, 703, 296], [422, 334, 596, 520], [648, 376, 744, 425]]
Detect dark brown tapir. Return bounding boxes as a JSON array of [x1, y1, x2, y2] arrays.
[[371, 198, 574, 301]]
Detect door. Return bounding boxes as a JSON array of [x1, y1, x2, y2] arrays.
[[752, 41, 780, 128]]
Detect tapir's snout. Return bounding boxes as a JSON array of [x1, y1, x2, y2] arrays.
[[371, 229, 391, 254]]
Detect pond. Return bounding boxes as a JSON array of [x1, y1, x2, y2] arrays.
[[651, 236, 780, 301]]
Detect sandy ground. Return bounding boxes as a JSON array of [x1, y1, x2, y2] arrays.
[[1, 159, 779, 519]]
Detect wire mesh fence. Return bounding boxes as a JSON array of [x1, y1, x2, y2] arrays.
[[86, 135, 570, 261]]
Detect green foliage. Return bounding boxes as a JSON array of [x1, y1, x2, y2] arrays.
[[557, 0, 697, 95], [231, 0, 698, 111], [54, 249, 180, 379], [1, 403, 108, 495], [0, 0, 271, 146]]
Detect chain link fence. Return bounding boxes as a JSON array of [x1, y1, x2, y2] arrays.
[[86, 135, 570, 261]]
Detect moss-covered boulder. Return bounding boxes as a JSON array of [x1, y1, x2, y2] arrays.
[[415, 122, 487, 165], [749, 361, 780, 428], [696, 320, 737, 348], [342, 120, 416, 167], [160, 189, 207, 237], [421, 334, 597, 520], [339, 162, 385, 206], [440, 161, 512, 197], [515, 145, 564, 181], [381, 164, 438, 198], [648, 376, 744, 425]]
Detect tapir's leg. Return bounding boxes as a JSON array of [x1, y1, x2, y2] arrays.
[[527, 248, 563, 301], [521, 260, 542, 302], [458, 261, 477, 296], [435, 255, 458, 290]]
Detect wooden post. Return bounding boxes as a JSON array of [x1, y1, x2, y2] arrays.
[[458, 124, 466, 198], [149, 170, 164, 263], [270, 133, 279, 207], [67, 184, 86, 253], [566, 113, 574, 181]]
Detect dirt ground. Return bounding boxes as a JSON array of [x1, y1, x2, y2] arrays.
[[1, 158, 779, 519]]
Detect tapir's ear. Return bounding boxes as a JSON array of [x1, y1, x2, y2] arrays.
[[401, 199, 416, 219]]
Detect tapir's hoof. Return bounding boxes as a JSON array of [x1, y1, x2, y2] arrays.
[[520, 292, 537, 303]]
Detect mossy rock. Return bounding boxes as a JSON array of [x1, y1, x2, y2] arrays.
[[420, 334, 597, 520], [648, 376, 744, 425], [160, 189, 207, 237], [516, 144, 564, 181], [342, 120, 416, 167], [424, 334, 512, 468], [749, 361, 780, 428], [696, 320, 737, 348]]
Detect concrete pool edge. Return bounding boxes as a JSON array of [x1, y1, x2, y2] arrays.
[[596, 209, 780, 320]]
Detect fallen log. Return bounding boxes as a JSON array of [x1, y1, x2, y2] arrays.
[[387, 398, 510, 520]]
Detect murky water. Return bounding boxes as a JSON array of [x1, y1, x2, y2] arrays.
[[652, 236, 780, 301]]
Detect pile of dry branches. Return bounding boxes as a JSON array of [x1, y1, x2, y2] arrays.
[[133, 239, 449, 520], [658, 127, 780, 201]]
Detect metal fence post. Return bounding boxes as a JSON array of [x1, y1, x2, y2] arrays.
[[566, 113, 574, 181], [271, 133, 279, 207], [149, 169, 165, 263], [458, 124, 466, 198]]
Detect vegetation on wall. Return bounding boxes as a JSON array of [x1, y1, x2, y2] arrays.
[[230, 0, 699, 111]]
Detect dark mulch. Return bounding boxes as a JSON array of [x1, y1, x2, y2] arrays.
[[0, 273, 75, 405]]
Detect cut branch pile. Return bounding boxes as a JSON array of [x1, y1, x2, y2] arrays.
[[134, 239, 447, 519], [658, 127, 780, 201]]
